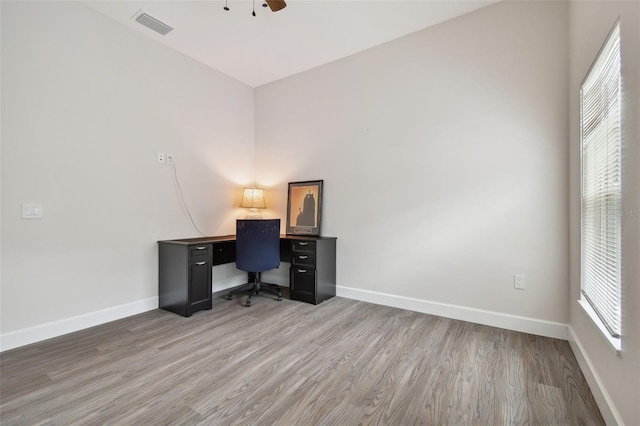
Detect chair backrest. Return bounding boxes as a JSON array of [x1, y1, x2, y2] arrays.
[[235, 219, 281, 273]]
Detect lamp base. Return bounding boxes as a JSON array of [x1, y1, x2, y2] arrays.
[[245, 208, 263, 219]]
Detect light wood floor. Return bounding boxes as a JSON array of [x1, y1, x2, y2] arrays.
[[1, 293, 604, 425]]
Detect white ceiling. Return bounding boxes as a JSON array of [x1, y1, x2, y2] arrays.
[[83, 0, 497, 87]]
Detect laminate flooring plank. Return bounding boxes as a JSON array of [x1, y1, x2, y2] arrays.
[[0, 345, 103, 387], [0, 295, 605, 425], [480, 336, 529, 425], [271, 336, 391, 424], [199, 333, 370, 423], [117, 404, 205, 426], [0, 372, 54, 406], [525, 380, 570, 425], [307, 399, 365, 426], [198, 305, 358, 418], [185, 334, 298, 411], [348, 312, 429, 421], [0, 371, 125, 425], [556, 354, 604, 425], [243, 374, 322, 426], [367, 339, 445, 424], [425, 324, 486, 425], [192, 339, 305, 415]]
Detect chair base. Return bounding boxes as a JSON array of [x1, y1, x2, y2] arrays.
[[226, 272, 283, 307]]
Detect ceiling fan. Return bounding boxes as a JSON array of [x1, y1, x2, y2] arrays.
[[223, 0, 286, 15], [264, 0, 286, 12]]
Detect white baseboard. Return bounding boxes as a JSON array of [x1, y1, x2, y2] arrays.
[[212, 264, 290, 294], [212, 276, 249, 293], [0, 297, 158, 352], [337, 285, 568, 340], [1, 285, 568, 352], [567, 326, 623, 426], [1, 267, 291, 353], [212, 272, 290, 294]]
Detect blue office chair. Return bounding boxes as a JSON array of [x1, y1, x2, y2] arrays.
[[227, 219, 282, 307]]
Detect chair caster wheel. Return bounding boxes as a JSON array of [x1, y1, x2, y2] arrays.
[[277, 296, 283, 301], [226, 294, 233, 300], [245, 301, 252, 307]]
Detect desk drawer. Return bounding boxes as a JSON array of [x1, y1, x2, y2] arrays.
[[212, 241, 235, 266], [290, 268, 316, 295], [292, 240, 316, 253], [291, 252, 315, 268], [189, 244, 212, 259]]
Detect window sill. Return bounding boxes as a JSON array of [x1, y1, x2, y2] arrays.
[[577, 298, 621, 355]]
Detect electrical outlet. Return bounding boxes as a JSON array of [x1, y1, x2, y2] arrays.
[[157, 152, 165, 164], [166, 154, 174, 166], [514, 274, 526, 290]]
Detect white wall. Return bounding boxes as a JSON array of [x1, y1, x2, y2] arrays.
[[0, 1, 4, 338], [3, 0, 636, 420], [1, 1, 253, 348], [255, 1, 570, 328], [568, 2, 640, 424], [3, 1, 638, 420]]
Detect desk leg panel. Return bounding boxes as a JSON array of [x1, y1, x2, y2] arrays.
[[159, 244, 189, 316], [316, 239, 337, 303]]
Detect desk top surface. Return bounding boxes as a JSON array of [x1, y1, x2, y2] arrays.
[[159, 234, 336, 246]]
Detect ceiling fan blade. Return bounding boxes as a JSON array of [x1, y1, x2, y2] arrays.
[[265, 0, 286, 12]]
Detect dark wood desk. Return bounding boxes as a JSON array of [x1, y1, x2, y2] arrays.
[[158, 235, 337, 317]]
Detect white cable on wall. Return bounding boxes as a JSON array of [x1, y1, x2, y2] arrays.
[[170, 158, 206, 237]]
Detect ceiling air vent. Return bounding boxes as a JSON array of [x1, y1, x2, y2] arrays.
[[135, 13, 173, 36]]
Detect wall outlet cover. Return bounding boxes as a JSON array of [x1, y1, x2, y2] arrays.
[[514, 274, 526, 290]]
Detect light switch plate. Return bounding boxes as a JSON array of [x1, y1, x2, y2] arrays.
[[22, 203, 43, 219]]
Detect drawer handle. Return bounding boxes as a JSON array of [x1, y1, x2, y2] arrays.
[[297, 269, 307, 273], [195, 246, 206, 250], [298, 242, 308, 246], [298, 255, 308, 259], [195, 261, 206, 265]]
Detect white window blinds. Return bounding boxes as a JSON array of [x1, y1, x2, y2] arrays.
[[580, 22, 622, 339]]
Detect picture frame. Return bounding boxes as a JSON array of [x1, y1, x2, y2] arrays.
[[286, 180, 323, 236]]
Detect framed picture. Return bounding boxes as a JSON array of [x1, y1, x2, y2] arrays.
[[286, 180, 323, 236]]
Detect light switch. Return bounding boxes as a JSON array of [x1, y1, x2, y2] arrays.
[[22, 203, 43, 219]]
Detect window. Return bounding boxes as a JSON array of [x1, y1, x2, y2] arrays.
[[580, 21, 622, 349]]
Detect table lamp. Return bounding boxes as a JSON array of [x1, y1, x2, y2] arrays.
[[239, 187, 266, 218]]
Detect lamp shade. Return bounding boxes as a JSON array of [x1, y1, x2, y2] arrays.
[[239, 188, 266, 209]]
